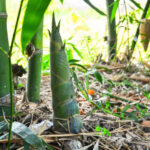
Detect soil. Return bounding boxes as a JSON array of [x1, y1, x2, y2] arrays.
[[1, 61, 150, 150]]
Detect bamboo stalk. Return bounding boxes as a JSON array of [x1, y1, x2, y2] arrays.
[[27, 20, 43, 102], [106, 0, 117, 60], [0, 0, 11, 116]]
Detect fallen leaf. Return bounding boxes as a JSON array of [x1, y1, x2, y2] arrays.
[[141, 121, 150, 127], [143, 60, 150, 69], [77, 98, 86, 102], [88, 89, 95, 95], [130, 75, 150, 83], [79, 110, 83, 115]]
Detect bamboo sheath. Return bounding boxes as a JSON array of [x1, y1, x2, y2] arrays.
[[140, 19, 150, 50]]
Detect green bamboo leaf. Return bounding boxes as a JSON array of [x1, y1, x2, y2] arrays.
[[0, 133, 9, 140], [69, 59, 80, 63], [67, 43, 83, 58], [70, 63, 88, 71], [12, 122, 46, 150], [59, 0, 64, 4], [21, 0, 51, 52], [122, 105, 132, 113], [143, 112, 150, 119], [42, 139, 54, 150], [0, 47, 8, 57], [23, 141, 31, 150], [111, 0, 120, 22], [146, 7, 150, 18], [85, 75, 89, 90], [125, 112, 138, 122], [94, 71, 103, 84], [72, 71, 79, 87], [129, 0, 143, 10]]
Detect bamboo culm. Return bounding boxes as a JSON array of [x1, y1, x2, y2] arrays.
[[27, 20, 43, 102], [0, 0, 11, 116], [106, 0, 117, 60]]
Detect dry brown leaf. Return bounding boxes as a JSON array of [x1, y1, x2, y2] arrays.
[[79, 109, 84, 115], [143, 60, 150, 69], [111, 74, 123, 81], [141, 121, 150, 127], [130, 74, 150, 83], [77, 98, 86, 102], [29, 102, 38, 109]]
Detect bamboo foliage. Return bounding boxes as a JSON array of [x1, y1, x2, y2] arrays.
[[50, 14, 82, 133], [0, 0, 11, 116], [21, 0, 51, 51], [140, 19, 150, 51]]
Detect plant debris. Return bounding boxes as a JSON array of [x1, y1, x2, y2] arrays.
[[1, 62, 150, 150]]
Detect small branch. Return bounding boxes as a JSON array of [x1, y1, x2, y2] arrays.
[[83, 0, 106, 16], [0, 127, 137, 144], [123, 0, 130, 49], [101, 92, 147, 109], [0, 47, 9, 57], [8, 0, 24, 149], [8, 0, 24, 56], [96, 65, 126, 71]]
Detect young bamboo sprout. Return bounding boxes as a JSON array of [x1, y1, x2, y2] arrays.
[[140, 19, 150, 51], [50, 14, 83, 133]]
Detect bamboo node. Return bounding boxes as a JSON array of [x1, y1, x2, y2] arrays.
[[30, 49, 43, 58], [0, 12, 7, 18]]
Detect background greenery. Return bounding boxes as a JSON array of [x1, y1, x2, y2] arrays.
[[7, 0, 150, 72]]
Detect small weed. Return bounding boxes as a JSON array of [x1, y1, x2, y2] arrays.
[[95, 125, 111, 137]]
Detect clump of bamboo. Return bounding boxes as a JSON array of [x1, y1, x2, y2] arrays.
[[50, 14, 83, 133]]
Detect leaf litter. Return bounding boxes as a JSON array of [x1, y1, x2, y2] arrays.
[[1, 61, 150, 150]]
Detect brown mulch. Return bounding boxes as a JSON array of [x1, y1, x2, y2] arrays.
[[2, 62, 150, 150]]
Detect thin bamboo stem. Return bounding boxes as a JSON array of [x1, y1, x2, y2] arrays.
[[7, 0, 24, 149], [83, 0, 106, 16]]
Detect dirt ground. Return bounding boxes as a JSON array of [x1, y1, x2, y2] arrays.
[[2, 62, 150, 150]]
